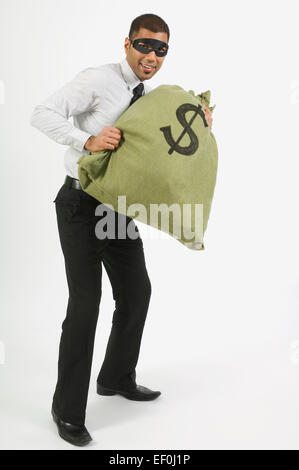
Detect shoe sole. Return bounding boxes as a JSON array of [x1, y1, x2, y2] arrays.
[[57, 429, 91, 447], [97, 385, 161, 401]]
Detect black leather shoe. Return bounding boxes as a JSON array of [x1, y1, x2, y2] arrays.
[[97, 383, 161, 401], [51, 407, 92, 446]]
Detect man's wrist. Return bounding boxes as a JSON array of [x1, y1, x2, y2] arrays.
[[84, 135, 95, 151]]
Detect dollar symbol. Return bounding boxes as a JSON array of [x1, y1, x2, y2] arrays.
[[160, 103, 208, 155]]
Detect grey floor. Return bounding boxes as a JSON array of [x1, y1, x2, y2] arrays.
[[1, 345, 298, 450]]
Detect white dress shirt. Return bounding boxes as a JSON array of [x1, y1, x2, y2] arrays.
[[30, 58, 152, 179]]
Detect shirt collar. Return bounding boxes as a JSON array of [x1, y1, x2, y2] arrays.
[[120, 57, 146, 93]]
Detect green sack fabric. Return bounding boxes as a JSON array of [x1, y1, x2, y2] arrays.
[[77, 84, 218, 250]]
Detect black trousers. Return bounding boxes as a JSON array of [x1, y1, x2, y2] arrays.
[[51, 178, 151, 425]]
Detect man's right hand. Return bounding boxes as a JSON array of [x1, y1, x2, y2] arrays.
[[84, 126, 122, 152]]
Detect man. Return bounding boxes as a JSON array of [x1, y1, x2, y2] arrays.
[[30, 13, 213, 447]]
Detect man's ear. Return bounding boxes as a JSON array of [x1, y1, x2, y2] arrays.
[[124, 37, 130, 53]]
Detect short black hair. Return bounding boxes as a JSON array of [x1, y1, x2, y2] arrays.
[[129, 13, 170, 42]]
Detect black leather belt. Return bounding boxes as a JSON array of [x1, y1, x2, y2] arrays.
[[64, 175, 82, 190]]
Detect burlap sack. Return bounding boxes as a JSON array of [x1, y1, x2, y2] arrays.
[[77, 84, 218, 250]]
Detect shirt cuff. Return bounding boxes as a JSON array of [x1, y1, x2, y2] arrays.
[[68, 127, 92, 152]]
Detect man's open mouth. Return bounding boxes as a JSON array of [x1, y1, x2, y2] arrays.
[[140, 63, 156, 72]]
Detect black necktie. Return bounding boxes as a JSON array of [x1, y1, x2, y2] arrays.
[[129, 82, 144, 107]]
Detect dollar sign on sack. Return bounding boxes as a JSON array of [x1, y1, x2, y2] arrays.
[[160, 103, 208, 155]]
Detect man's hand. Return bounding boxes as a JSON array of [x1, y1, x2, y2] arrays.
[[84, 126, 122, 152], [201, 103, 213, 130]]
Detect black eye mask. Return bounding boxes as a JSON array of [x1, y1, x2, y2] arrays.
[[130, 37, 169, 57]]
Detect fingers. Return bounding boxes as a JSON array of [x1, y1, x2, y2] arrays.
[[202, 104, 213, 128], [105, 143, 117, 150], [102, 126, 122, 149], [105, 126, 122, 138], [102, 135, 119, 148], [105, 133, 121, 144]]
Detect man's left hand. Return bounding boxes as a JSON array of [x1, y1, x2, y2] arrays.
[[202, 103, 213, 130]]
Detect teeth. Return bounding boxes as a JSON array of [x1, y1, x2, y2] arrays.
[[142, 64, 154, 69]]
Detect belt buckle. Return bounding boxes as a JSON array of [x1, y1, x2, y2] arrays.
[[64, 175, 82, 190], [72, 179, 82, 190]]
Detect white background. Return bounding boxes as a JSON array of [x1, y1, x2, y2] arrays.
[[1, 0, 299, 450]]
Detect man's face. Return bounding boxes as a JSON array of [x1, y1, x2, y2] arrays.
[[124, 27, 168, 81]]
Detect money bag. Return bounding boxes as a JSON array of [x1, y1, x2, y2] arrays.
[[77, 84, 218, 250]]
